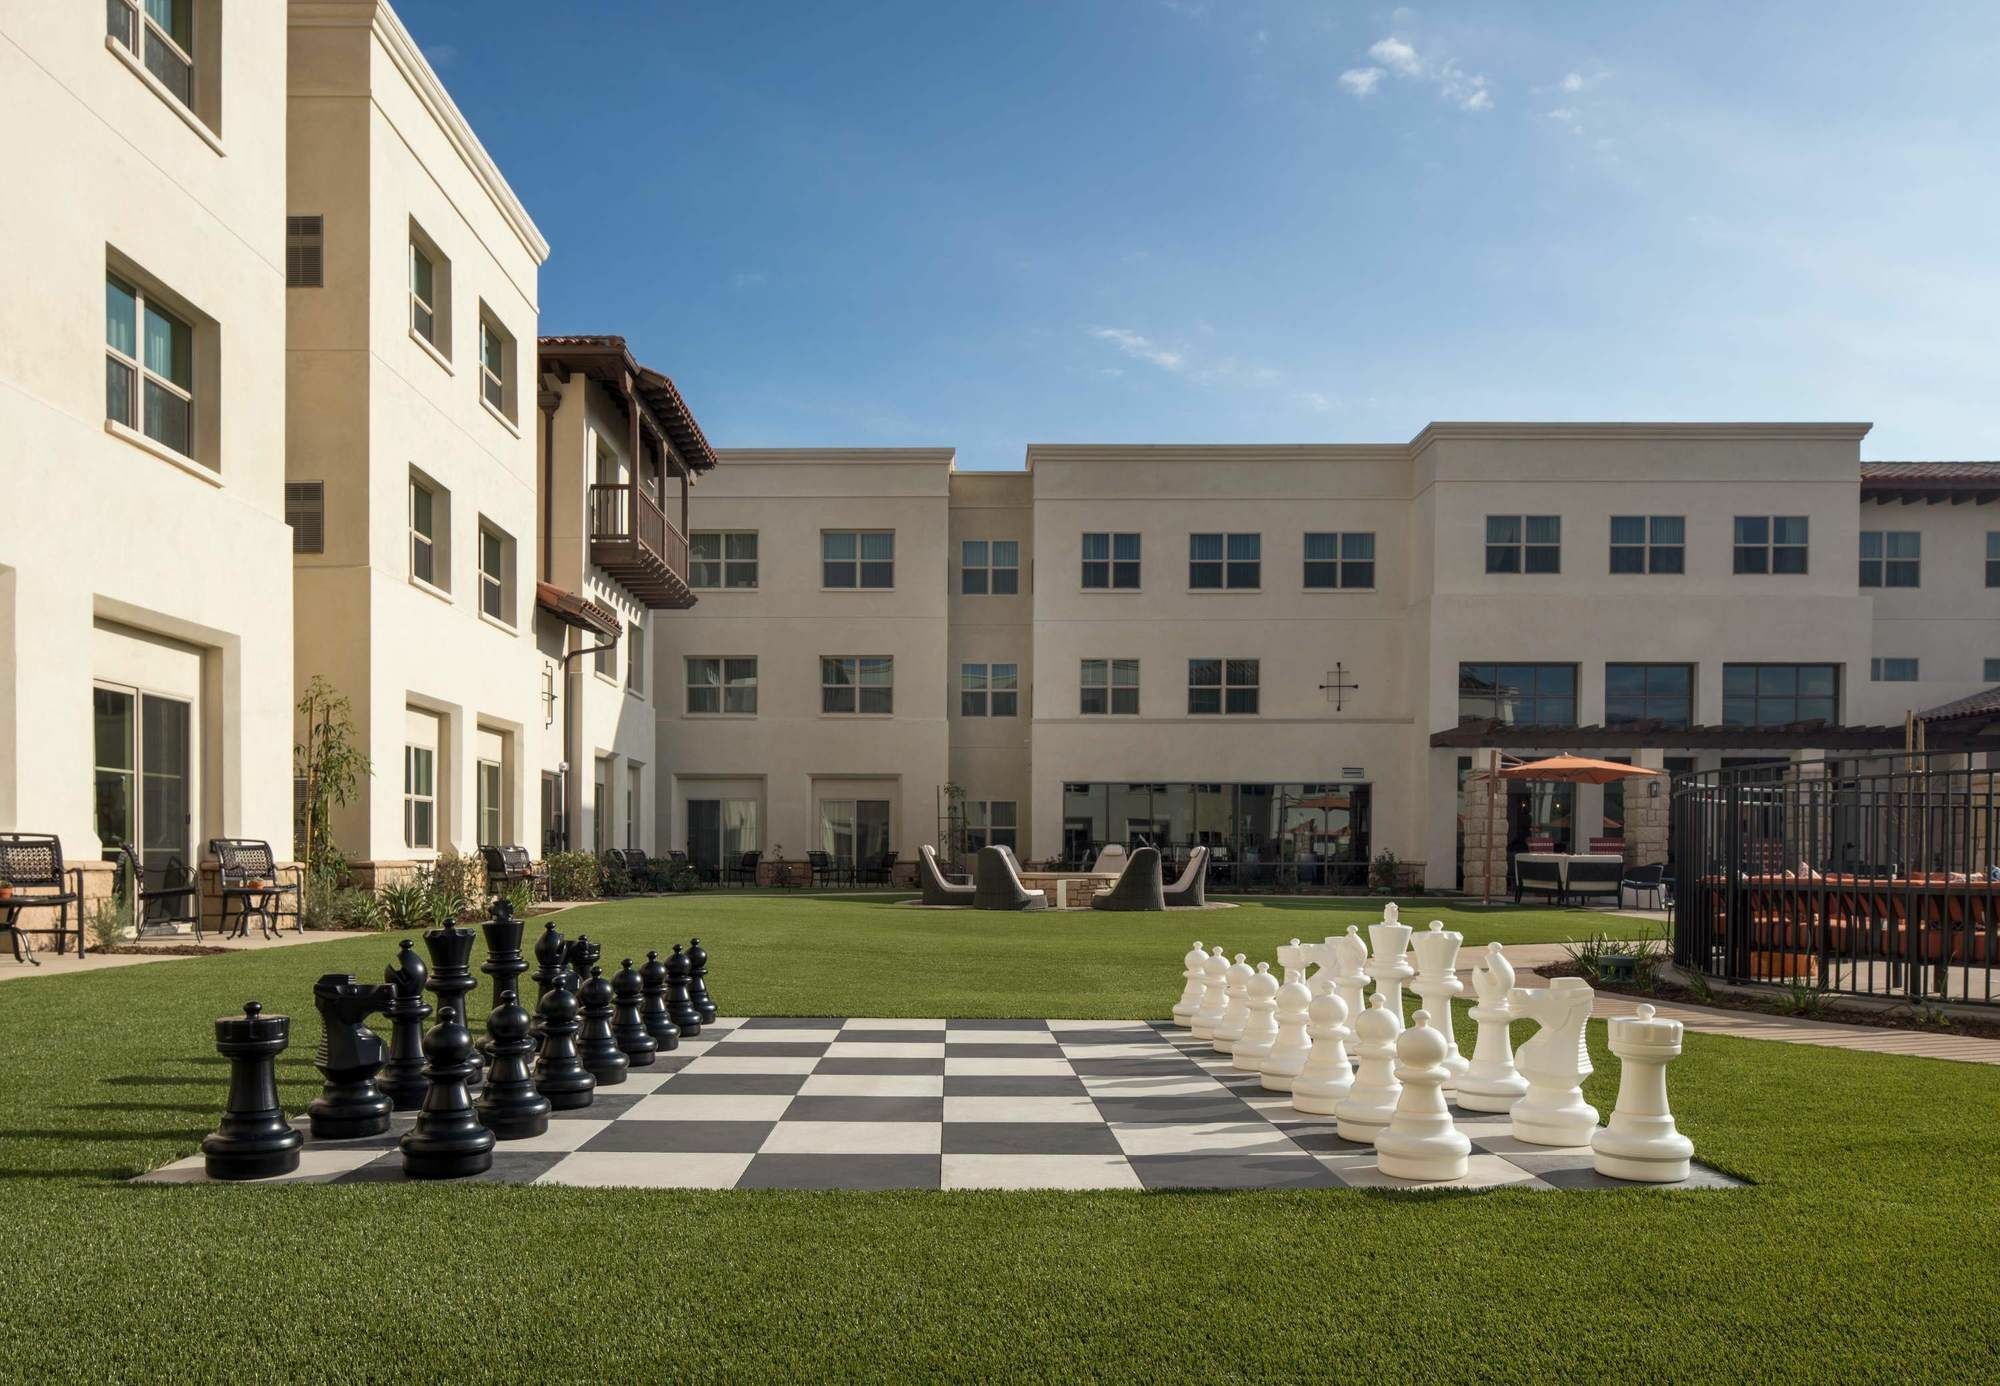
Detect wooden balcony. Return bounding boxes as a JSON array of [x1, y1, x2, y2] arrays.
[[588, 483, 696, 609]]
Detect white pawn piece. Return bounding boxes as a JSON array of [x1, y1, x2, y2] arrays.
[[1328, 927, 1370, 1031], [1456, 943, 1529, 1112], [1592, 1004, 1695, 1182], [1231, 964, 1281, 1071], [1408, 921, 1468, 1091], [1211, 953, 1254, 1055], [1364, 912, 1414, 1020], [1190, 947, 1230, 1040], [1171, 941, 1208, 1028], [1509, 977, 1601, 1147], [1260, 975, 1315, 1092], [1374, 1011, 1472, 1182], [1288, 990, 1353, 1113], [1333, 995, 1403, 1143]]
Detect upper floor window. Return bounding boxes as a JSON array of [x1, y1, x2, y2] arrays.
[[1191, 533, 1260, 589], [1859, 531, 1920, 588], [1458, 663, 1578, 726], [960, 663, 1019, 717], [1722, 663, 1837, 726], [409, 232, 445, 350], [686, 657, 758, 715], [477, 521, 512, 623], [105, 272, 194, 459], [626, 623, 646, 695], [822, 656, 893, 714], [476, 757, 503, 849], [1609, 516, 1685, 574], [1988, 534, 2000, 588], [1734, 516, 1808, 574], [1984, 657, 2000, 683], [1082, 532, 1140, 589], [409, 476, 442, 589], [109, 0, 193, 108], [823, 531, 894, 589], [690, 532, 758, 589], [962, 540, 1019, 595], [595, 623, 618, 679], [1081, 659, 1139, 715], [1870, 658, 1918, 683], [1188, 658, 1259, 715], [1486, 516, 1560, 574], [478, 308, 515, 421], [403, 744, 436, 850], [1604, 663, 1693, 728], [1304, 532, 1375, 589]]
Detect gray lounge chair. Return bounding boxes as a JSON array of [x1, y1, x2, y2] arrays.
[[973, 845, 1046, 910], [1091, 846, 1165, 912], [918, 845, 974, 906], [1163, 845, 1210, 908]]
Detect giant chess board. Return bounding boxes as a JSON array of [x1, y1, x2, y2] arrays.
[[138, 1018, 1746, 1191]]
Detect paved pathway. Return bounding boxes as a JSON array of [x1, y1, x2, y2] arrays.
[[0, 927, 372, 984]]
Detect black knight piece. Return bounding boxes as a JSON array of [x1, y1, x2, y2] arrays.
[[639, 949, 680, 1052], [477, 900, 528, 1060], [202, 1001, 304, 1180], [665, 943, 702, 1037], [475, 989, 552, 1140], [424, 919, 484, 1091], [687, 936, 718, 1025], [308, 972, 395, 1139], [399, 1006, 495, 1179], [610, 959, 658, 1066], [576, 967, 629, 1086], [532, 986, 595, 1110], [528, 920, 567, 1051], [381, 938, 433, 1111]]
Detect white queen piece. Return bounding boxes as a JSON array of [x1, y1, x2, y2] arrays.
[[1407, 920, 1468, 1090]]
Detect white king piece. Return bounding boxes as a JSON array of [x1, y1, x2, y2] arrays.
[[1407, 920, 1468, 1090], [1363, 905, 1414, 1018], [1592, 1003, 1695, 1182]]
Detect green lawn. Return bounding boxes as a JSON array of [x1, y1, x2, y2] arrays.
[[2, 894, 1995, 1382]]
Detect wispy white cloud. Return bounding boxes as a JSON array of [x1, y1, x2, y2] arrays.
[[1297, 390, 1336, 413], [1089, 327, 1186, 373], [1338, 67, 1384, 98], [1087, 327, 1293, 393], [1368, 36, 1423, 77], [1351, 34, 1492, 112], [1560, 71, 1586, 93]]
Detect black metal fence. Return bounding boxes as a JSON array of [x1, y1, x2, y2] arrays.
[[1672, 752, 2000, 1005]]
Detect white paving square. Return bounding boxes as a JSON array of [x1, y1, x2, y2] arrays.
[[946, 1031, 1058, 1046], [941, 1154, 1142, 1190], [539, 1151, 755, 1189], [822, 1041, 947, 1059], [1048, 1020, 1158, 1033], [844, 1018, 948, 1031], [713, 1029, 838, 1046], [1079, 1074, 1229, 1097], [944, 1057, 1075, 1077], [492, 1119, 612, 1153], [942, 1095, 1105, 1124], [1335, 1153, 1541, 1192], [799, 1074, 946, 1097], [1109, 1121, 1305, 1158], [1058, 1043, 1178, 1060]]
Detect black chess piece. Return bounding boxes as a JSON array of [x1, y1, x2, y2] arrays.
[[399, 1006, 496, 1179], [475, 990, 552, 1140], [477, 900, 528, 1061], [687, 936, 718, 1025], [308, 972, 396, 1139], [532, 986, 595, 1111], [561, 935, 600, 994], [639, 950, 680, 1052], [611, 959, 657, 1066], [528, 921, 567, 1052], [202, 1001, 304, 1180], [424, 919, 484, 1091], [576, 967, 629, 1086], [665, 943, 703, 1037], [381, 939, 433, 1111]]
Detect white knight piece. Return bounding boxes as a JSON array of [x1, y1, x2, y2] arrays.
[[1374, 1011, 1472, 1182], [1508, 976, 1601, 1147], [1408, 920, 1468, 1090], [1172, 941, 1208, 1028], [1328, 926, 1370, 1025], [1456, 942, 1529, 1112], [1592, 1003, 1695, 1182]]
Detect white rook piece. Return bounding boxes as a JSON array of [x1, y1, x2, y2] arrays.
[[1231, 964, 1281, 1071], [1457, 943, 1529, 1112], [1593, 1003, 1695, 1182], [1333, 994, 1403, 1142], [1260, 975, 1315, 1092], [1408, 920, 1468, 1091], [1172, 941, 1208, 1028], [1289, 990, 1353, 1113], [1191, 947, 1230, 1040], [1509, 977, 1601, 1147], [1375, 1011, 1472, 1182], [1276, 938, 1307, 987], [1365, 911, 1414, 1020], [1329, 927, 1370, 1030], [1212, 953, 1254, 1055]]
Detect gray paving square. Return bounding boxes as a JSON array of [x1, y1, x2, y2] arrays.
[[783, 1095, 943, 1123], [1129, 1153, 1342, 1190], [578, 1119, 773, 1153], [736, 1153, 941, 1190]]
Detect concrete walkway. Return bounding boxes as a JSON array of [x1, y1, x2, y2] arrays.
[[0, 927, 371, 984]]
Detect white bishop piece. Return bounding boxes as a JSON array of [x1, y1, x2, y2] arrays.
[[1374, 1010, 1472, 1182], [1333, 994, 1403, 1143], [1288, 990, 1353, 1113], [1456, 942, 1529, 1112], [1508, 976, 1601, 1147], [1260, 976, 1315, 1092], [1172, 941, 1208, 1028], [1592, 1003, 1695, 1182], [1364, 906, 1415, 1019], [1191, 947, 1230, 1040], [1328, 926, 1371, 1026], [1211, 953, 1254, 1055], [1231, 964, 1281, 1070]]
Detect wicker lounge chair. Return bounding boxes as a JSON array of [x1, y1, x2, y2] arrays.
[[1091, 846, 1166, 912], [918, 845, 974, 906], [1163, 845, 1210, 908], [1090, 844, 1130, 876], [973, 845, 1046, 910], [1515, 855, 1565, 905]]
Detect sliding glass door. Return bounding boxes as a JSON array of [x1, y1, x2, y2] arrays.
[[687, 798, 759, 880], [820, 799, 890, 866], [93, 686, 193, 920]]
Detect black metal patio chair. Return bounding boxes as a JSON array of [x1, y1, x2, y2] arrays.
[[210, 839, 302, 940], [112, 842, 199, 939], [1620, 862, 1668, 911], [0, 833, 86, 964], [725, 850, 762, 887]]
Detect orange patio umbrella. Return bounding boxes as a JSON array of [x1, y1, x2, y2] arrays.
[[1495, 755, 1664, 785]]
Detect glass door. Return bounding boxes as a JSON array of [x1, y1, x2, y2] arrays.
[[94, 686, 192, 922]]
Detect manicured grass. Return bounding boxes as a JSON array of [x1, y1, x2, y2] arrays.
[[2, 895, 1996, 1382]]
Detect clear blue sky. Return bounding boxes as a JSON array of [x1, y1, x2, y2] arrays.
[[403, 1, 1999, 468]]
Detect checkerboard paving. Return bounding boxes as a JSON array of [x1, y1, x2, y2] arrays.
[[138, 1019, 1746, 1192]]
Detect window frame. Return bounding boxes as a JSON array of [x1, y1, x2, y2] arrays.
[[105, 271, 196, 460], [1987, 534, 2000, 589], [409, 240, 439, 347], [1485, 515, 1562, 575], [1082, 532, 1141, 590], [108, 0, 196, 113], [685, 656, 760, 716], [1733, 516, 1810, 575], [1457, 663, 1580, 727], [1080, 658, 1139, 715], [403, 744, 436, 850], [1870, 657, 1919, 683], [1720, 663, 1840, 727], [960, 539, 1021, 595], [1187, 658, 1260, 716], [821, 656, 894, 715], [1858, 530, 1920, 589], [1603, 662, 1694, 728], [960, 662, 1019, 718], [1190, 532, 1261, 590], [1302, 531, 1376, 590], [477, 307, 515, 421], [626, 622, 646, 696], [821, 530, 896, 590], [477, 521, 509, 624], [965, 800, 1019, 852], [476, 757, 503, 849], [409, 476, 440, 590], [689, 531, 759, 589], [1608, 515, 1686, 575]]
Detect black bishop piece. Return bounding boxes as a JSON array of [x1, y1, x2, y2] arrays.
[[532, 986, 595, 1110], [475, 989, 552, 1140], [380, 938, 432, 1111], [399, 1006, 495, 1179], [308, 972, 395, 1139], [665, 943, 703, 1037], [611, 959, 657, 1066], [687, 936, 718, 1025], [203, 1001, 304, 1180], [576, 966, 629, 1087], [639, 949, 680, 1052]]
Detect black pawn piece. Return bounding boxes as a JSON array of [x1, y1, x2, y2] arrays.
[[639, 950, 680, 1052], [611, 959, 657, 1066], [528, 921, 567, 1052], [665, 944, 703, 1038], [308, 972, 395, 1139], [475, 990, 552, 1140], [399, 1006, 495, 1179], [576, 967, 629, 1087], [687, 936, 718, 1025], [203, 1001, 304, 1180], [532, 987, 595, 1110], [381, 939, 432, 1111], [477, 900, 529, 1061], [424, 920, 484, 1091]]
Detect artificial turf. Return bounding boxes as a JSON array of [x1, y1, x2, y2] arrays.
[[2, 894, 1995, 1382]]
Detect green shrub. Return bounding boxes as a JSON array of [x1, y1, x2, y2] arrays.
[[416, 849, 485, 922], [87, 897, 127, 952], [544, 852, 601, 902], [1369, 849, 1402, 892], [1770, 982, 1831, 1020], [1562, 926, 1669, 989], [379, 883, 429, 931], [645, 860, 702, 893], [321, 888, 387, 932], [496, 880, 535, 919], [600, 860, 633, 899]]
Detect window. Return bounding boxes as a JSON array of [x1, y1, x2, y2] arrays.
[[1486, 516, 1561, 574], [687, 798, 760, 877], [409, 239, 439, 346], [1988, 534, 2000, 588], [592, 757, 612, 854], [1188, 658, 1259, 715], [403, 745, 435, 849], [626, 623, 646, 695], [1984, 659, 2000, 683], [1081, 659, 1140, 715], [1082, 532, 1141, 589], [1604, 664, 1693, 728], [105, 273, 193, 458], [626, 765, 642, 850], [1609, 516, 1685, 574], [477, 522, 511, 623], [286, 216, 324, 288], [690, 532, 758, 589], [1734, 516, 1809, 574], [1458, 664, 1578, 726], [1870, 658, 1919, 683], [1190, 533, 1260, 589], [1859, 531, 1920, 588], [409, 477, 438, 587], [960, 663, 1018, 717], [823, 531, 894, 588], [1721, 664, 1838, 726], [965, 801, 1018, 852], [286, 482, 325, 555], [686, 657, 758, 715], [961, 540, 1020, 595], [820, 799, 891, 865], [476, 759, 502, 848], [478, 309, 515, 419], [822, 656, 893, 714], [109, 0, 194, 108], [1303, 532, 1375, 589], [595, 622, 619, 679]]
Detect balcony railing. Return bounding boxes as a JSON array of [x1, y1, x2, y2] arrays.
[[588, 483, 694, 609]]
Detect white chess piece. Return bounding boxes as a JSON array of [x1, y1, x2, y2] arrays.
[[1231, 964, 1281, 1070], [1260, 975, 1314, 1092], [1364, 912, 1414, 1019], [1374, 1011, 1472, 1182], [1191, 947, 1230, 1040], [1592, 1003, 1695, 1182], [1509, 977, 1601, 1146], [1408, 921, 1468, 1091], [1288, 990, 1353, 1113], [1457, 943, 1529, 1112], [1278, 938, 1306, 987], [1212, 953, 1254, 1054], [1328, 927, 1370, 1033], [1333, 995, 1403, 1143], [1172, 941, 1208, 1028]]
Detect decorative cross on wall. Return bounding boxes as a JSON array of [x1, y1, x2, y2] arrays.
[[1318, 663, 1360, 712]]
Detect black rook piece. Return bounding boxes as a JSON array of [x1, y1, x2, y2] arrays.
[[611, 959, 658, 1066], [665, 944, 702, 1037], [529, 921, 567, 1052], [308, 972, 395, 1139], [576, 967, 629, 1086], [203, 1001, 304, 1181], [399, 1006, 495, 1179], [381, 938, 433, 1111], [687, 936, 718, 1025], [424, 920, 484, 1091], [475, 990, 552, 1140], [477, 900, 528, 1060], [639, 950, 680, 1052], [532, 987, 595, 1110]]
